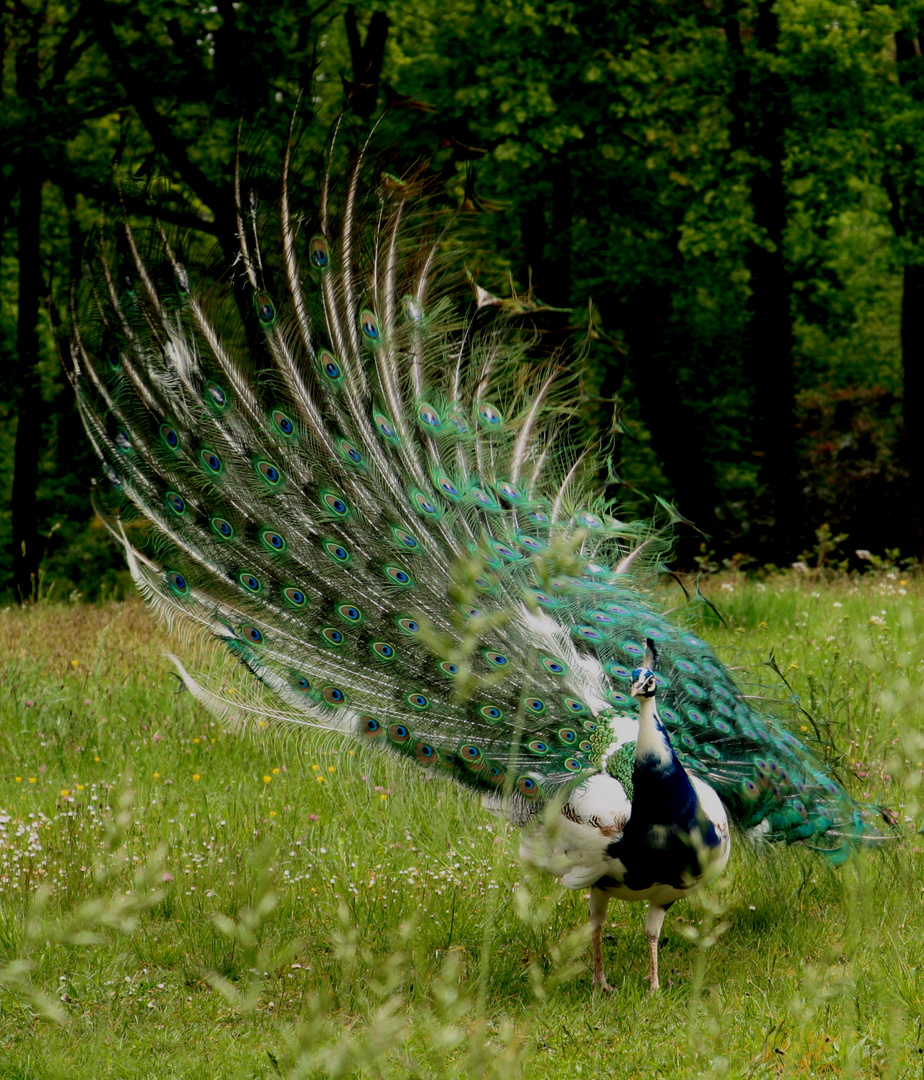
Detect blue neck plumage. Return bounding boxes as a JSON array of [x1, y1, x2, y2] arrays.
[[626, 692, 711, 836]]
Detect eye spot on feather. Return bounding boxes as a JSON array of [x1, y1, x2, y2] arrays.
[[459, 604, 483, 620], [261, 530, 286, 552], [459, 744, 484, 768], [200, 449, 222, 473], [320, 627, 344, 646], [686, 708, 707, 725], [562, 759, 583, 772], [517, 776, 541, 798], [384, 565, 413, 586], [484, 651, 509, 668], [160, 424, 180, 450], [309, 235, 329, 269], [563, 698, 586, 714], [415, 743, 436, 765], [480, 705, 503, 722], [374, 413, 397, 440], [166, 571, 189, 595], [318, 350, 342, 382], [556, 728, 578, 745], [392, 527, 419, 550], [412, 490, 440, 517], [361, 716, 383, 738], [582, 720, 598, 733], [323, 541, 351, 563], [436, 476, 460, 498], [407, 694, 429, 710], [360, 311, 381, 342], [293, 674, 313, 693], [486, 764, 506, 785], [577, 511, 602, 529], [607, 663, 632, 681], [255, 293, 276, 326], [396, 617, 420, 634], [541, 657, 567, 675], [240, 573, 261, 592], [524, 698, 546, 715], [607, 691, 631, 705], [477, 403, 503, 428], [212, 517, 234, 539], [205, 382, 227, 409], [469, 488, 497, 510], [490, 541, 520, 561], [242, 625, 263, 644], [272, 410, 295, 436], [370, 641, 396, 661], [323, 686, 346, 705], [166, 491, 186, 515], [497, 481, 522, 502], [527, 740, 549, 755], [339, 439, 363, 465], [439, 661, 459, 677], [419, 403, 441, 428], [621, 640, 644, 656], [284, 587, 306, 607], [322, 492, 349, 516], [338, 604, 362, 622], [256, 460, 282, 485], [574, 626, 602, 641], [388, 724, 411, 744], [104, 340, 121, 368]]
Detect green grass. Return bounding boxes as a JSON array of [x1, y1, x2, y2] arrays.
[[2, 572, 924, 1078]]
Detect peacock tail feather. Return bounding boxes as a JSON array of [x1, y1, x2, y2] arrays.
[[69, 121, 889, 860]]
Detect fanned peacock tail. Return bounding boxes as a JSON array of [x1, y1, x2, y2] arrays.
[[69, 119, 890, 861]]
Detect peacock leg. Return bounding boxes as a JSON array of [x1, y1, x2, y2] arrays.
[[589, 887, 613, 992], [645, 903, 669, 993]]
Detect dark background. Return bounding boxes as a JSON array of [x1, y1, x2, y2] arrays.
[[3, 0, 923, 602]]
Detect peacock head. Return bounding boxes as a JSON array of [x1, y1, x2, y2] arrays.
[[630, 639, 659, 699]]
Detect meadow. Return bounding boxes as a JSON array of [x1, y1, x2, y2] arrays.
[[1, 569, 923, 1079]]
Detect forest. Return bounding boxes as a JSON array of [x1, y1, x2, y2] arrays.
[[2, 0, 923, 602]]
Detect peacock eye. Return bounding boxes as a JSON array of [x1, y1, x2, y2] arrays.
[[160, 424, 180, 449], [272, 410, 295, 436], [255, 293, 275, 324], [318, 350, 342, 381], [309, 236, 329, 268], [360, 310, 380, 341]]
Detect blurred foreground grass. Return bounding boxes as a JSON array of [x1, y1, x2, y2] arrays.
[[1, 572, 924, 1078]]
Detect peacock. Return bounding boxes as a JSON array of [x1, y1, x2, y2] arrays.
[[69, 119, 889, 991], [521, 640, 730, 992]]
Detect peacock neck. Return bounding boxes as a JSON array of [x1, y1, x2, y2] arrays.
[[627, 694, 700, 829], [634, 693, 674, 770]]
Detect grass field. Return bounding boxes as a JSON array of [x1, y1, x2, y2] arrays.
[[2, 570, 924, 1078]]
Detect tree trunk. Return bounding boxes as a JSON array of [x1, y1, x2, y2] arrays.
[[11, 173, 44, 603], [727, 1, 800, 559]]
